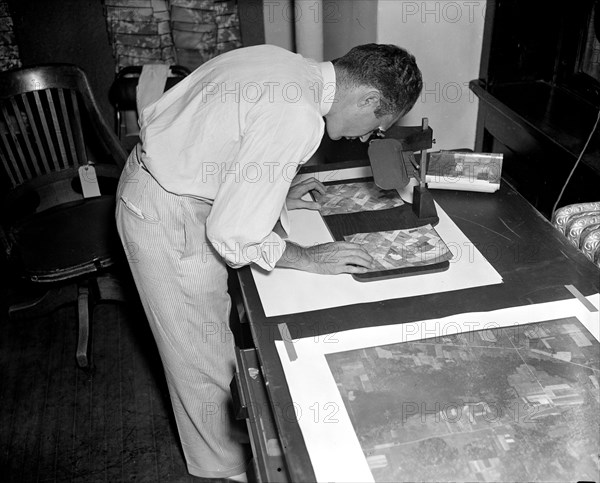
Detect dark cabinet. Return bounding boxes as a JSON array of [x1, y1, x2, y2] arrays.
[[471, 0, 600, 218]]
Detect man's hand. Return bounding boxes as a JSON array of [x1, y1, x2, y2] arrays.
[[286, 177, 326, 210], [277, 241, 374, 275]]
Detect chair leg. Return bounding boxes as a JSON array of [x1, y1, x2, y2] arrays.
[[8, 280, 99, 370], [76, 284, 91, 369]]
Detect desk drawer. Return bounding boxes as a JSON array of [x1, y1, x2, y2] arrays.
[[231, 348, 289, 482]]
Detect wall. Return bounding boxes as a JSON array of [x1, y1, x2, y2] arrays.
[[261, 0, 377, 61], [0, 0, 20, 70], [377, 0, 485, 150], [260, 0, 484, 150], [322, 0, 377, 60], [263, 0, 295, 51], [238, 0, 266, 46], [8, 0, 116, 126]]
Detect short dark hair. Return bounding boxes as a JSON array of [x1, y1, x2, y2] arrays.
[[333, 44, 423, 118]]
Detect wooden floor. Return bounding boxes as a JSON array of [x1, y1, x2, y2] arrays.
[[0, 272, 233, 483]]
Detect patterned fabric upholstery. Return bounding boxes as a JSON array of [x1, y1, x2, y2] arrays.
[[552, 202, 600, 268]]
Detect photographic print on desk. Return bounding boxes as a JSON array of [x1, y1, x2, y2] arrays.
[[426, 151, 503, 193], [317, 181, 404, 216], [325, 316, 600, 483], [344, 225, 452, 272], [315, 179, 451, 281]]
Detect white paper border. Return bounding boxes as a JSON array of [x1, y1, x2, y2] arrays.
[[252, 167, 503, 317], [275, 294, 600, 483]]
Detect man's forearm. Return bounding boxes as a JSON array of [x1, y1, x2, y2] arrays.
[[276, 241, 314, 271], [275, 240, 373, 275]]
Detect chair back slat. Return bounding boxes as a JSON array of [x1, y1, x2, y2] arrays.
[[21, 92, 51, 174], [45, 89, 69, 169], [32, 90, 61, 173], [0, 64, 127, 192], [0, 103, 31, 182], [9, 97, 42, 178], [0, 88, 91, 188], [0, 124, 20, 186], [57, 89, 79, 166], [68, 89, 87, 164]]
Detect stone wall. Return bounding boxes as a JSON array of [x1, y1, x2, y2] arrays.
[[104, 0, 242, 72], [0, 0, 20, 71]]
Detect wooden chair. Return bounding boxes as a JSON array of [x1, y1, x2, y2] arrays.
[[0, 64, 128, 369], [108, 64, 190, 140]]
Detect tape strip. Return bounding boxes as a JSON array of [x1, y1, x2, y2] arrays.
[[278, 323, 298, 362], [565, 285, 598, 312]]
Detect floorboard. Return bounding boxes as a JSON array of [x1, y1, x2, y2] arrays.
[[0, 273, 233, 483]]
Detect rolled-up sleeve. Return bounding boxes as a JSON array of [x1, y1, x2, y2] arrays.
[[206, 104, 323, 270]]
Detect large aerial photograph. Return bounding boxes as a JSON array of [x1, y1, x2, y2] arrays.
[[326, 317, 600, 482]]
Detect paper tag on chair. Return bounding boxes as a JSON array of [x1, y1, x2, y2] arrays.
[[78, 165, 101, 198]]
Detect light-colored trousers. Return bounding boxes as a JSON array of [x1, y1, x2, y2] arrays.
[[115, 150, 249, 478]]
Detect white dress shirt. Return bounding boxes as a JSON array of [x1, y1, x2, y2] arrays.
[[138, 45, 335, 270]]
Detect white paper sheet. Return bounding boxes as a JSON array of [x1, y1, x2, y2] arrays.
[[252, 168, 503, 317], [275, 294, 600, 483]]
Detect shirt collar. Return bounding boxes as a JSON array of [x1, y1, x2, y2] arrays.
[[319, 61, 336, 116]]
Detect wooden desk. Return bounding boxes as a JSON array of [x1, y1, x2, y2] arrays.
[[233, 161, 600, 482]]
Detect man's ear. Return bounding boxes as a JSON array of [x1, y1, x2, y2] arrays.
[[358, 89, 382, 110]]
